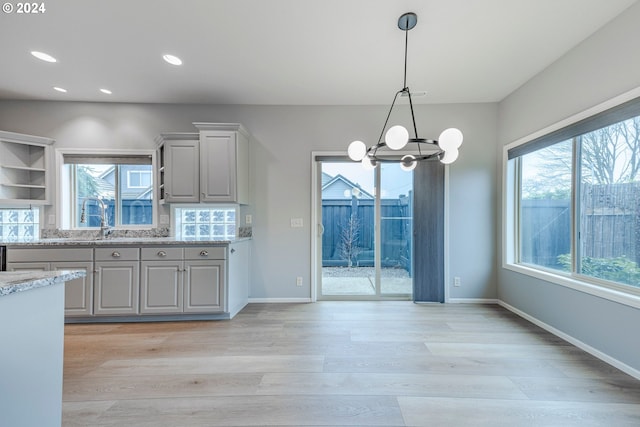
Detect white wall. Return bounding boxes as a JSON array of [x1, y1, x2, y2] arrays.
[[0, 101, 497, 300], [497, 2, 640, 374]]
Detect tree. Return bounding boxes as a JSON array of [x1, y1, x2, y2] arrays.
[[522, 117, 640, 199], [339, 214, 361, 268], [76, 165, 101, 198], [581, 117, 640, 184]]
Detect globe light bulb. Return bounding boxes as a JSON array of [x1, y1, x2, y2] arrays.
[[385, 125, 409, 150], [438, 128, 463, 151], [400, 154, 417, 171], [440, 149, 459, 164], [347, 140, 367, 161], [361, 156, 377, 170]]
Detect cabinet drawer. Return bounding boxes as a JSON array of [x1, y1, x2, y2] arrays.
[[7, 247, 92, 263], [184, 246, 226, 260], [95, 247, 139, 261], [141, 247, 183, 260]]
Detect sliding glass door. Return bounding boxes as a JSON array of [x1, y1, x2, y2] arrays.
[[318, 159, 413, 299]]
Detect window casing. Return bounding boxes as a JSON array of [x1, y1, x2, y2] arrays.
[[506, 96, 640, 296]]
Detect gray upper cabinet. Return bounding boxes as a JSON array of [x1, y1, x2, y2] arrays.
[[156, 124, 250, 204], [155, 133, 200, 204], [0, 130, 53, 205], [194, 123, 250, 204]]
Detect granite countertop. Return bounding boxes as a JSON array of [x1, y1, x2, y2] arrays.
[[2, 237, 252, 247], [0, 270, 87, 297]]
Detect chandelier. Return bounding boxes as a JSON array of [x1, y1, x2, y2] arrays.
[[347, 12, 463, 171]]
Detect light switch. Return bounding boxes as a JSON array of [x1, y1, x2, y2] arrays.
[[290, 218, 303, 228]]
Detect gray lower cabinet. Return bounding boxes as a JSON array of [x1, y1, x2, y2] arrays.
[[184, 259, 224, 313], [140, 246, 225, 314], [140, 251, 183, 314], [52, 261, 94, 316], [94, 247, 140, 316], [6, 242, 244, 320], [6, 248, 94, 316]]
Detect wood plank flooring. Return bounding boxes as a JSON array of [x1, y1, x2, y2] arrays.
[[62, 302, 640, 426]]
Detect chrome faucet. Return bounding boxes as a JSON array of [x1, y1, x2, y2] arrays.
[[80, 197, 111, 238]]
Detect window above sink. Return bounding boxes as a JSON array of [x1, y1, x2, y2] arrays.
[[57, 150, 156, 230]]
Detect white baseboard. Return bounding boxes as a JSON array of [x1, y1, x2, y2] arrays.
[[498, 300, 640, 381], [447, 298, 499, 304], [248, 298, 312, 304]]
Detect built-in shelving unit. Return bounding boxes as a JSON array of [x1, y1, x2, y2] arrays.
[[0, 130, 54, 205]]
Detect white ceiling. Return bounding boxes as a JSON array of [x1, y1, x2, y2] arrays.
[[0, 0, 636, 105]]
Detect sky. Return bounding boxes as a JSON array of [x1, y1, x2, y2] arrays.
[[321, 161, 413, 199]]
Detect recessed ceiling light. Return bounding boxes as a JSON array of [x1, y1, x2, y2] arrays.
[[31, 51, 57, 63], [53, 87, 67, 93], [162, 54, 182, 66], [100, 88, 112, 94]]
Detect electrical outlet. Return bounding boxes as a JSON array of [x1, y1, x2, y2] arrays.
[[48, 215, 55, 225], [245, 214, 252, 225], [296, 276, 303, 286], [454, 276, 461, 287], [290, 218, 303, 228]]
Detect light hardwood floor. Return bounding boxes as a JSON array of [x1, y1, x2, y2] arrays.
[[62, 302, 640, 426]]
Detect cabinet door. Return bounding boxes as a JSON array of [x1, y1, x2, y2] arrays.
[[51, 261, 94, 316], [200, 131, 236, 202], [94, 261, 139, 315], [165, 140, 200, 203], [183, 260, 225, 313], [140, 260, 183, 314]]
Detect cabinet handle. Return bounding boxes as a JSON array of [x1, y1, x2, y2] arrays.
[[157, 250, 167, 257], [230, 248, 236, 254], [199, 250, 208, 257], [112, 251, 121, 258]]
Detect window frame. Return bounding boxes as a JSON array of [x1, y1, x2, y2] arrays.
[[55, 148, 157, 230], [503, 88, 640, 309]]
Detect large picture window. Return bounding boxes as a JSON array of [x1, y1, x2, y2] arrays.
[[507, 97, 640, 293], [61, 154, 154, 228]]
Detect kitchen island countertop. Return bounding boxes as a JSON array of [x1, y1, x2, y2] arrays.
[[0, 270, 87, 297]]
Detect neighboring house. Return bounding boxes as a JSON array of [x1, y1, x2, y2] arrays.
[[96, 165, 153, 225], [99, 165, 153, 200], [321, 172, 374, 200]]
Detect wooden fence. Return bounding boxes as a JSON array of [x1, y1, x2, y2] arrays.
[[521, 182, 639, 268], [322, 197, 412, 268]]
